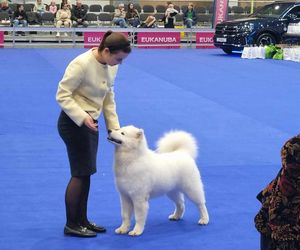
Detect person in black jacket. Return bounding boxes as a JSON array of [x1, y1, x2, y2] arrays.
[[13, 4, 28, 27], [12, 4, 28, 36], [0, 0, 13, 18], [183, 3, 197, 28], [71, 0, 88, 27]]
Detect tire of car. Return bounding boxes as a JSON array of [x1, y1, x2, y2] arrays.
[[222, 48, 233, 54], [256, 33, 277, 46]]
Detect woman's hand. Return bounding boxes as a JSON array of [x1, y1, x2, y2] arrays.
[[84, 116, 98, 131]]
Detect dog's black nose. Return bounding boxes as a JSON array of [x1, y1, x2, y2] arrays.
[[108, 129, 112, 134]]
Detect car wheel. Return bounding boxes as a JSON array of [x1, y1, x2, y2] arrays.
[[222, 48, 233, 54], [256, 33, 277, 46]]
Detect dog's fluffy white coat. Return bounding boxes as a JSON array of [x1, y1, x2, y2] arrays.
[[108, 125, 209, 236]]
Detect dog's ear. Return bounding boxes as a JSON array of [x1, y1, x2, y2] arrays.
[[136, 129, 144, 139]]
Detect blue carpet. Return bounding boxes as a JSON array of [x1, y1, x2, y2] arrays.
[[0, 48, 299, 250]]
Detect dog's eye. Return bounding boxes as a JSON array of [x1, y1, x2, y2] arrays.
[[121, 132, 125, 135]]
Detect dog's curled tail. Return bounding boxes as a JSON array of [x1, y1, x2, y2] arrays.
[[156, 131, 198, 159]]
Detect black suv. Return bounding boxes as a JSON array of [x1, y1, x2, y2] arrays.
[[213, 1, 300, 54]]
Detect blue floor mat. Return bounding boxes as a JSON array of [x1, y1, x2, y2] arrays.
[[0, 48, 299, 250]]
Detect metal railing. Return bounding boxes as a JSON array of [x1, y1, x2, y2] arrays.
[[0, 26, 215, 48]]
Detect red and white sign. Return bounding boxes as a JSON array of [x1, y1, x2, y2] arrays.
[[213, 0, 229, 27], [196, 32, 215, 48], [137, 32, 181, 49], [0, 31, 4, 48], [84, 32, 128, 48]]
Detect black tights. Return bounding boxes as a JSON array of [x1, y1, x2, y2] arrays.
[[65, 176, 91, 228]]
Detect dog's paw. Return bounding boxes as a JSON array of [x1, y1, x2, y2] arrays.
[[128, 229, 143, 236], [168, 214, 181, 221], [115, 226, 130, 234], [198, 217, 209, 225]]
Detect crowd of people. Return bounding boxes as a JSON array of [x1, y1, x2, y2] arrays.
[[0, 0, 199, 35], [0, 0, 89, 35]]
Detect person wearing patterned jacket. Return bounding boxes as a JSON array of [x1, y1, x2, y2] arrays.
[[255, 135, 300, 249]]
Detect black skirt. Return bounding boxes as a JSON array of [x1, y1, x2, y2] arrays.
[[57, 111, 98, 177]]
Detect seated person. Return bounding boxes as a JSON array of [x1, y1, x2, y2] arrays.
[[71, 0, 88, 27], [12, 4, 28, 35], [163, 3, 178, 28], [48, 0, 58, 15], [125, 2, 140, 27], [0, 0, 12, 26], [138, 15, 156, 28], [113, 3, 127, 28], [0, 0, 13, 19], [34, 0, 46, 19], [13, 4, 28, 27], [183, 3, 197, 28], [32, 0, 46, 24], [56, 3, 71, 37]]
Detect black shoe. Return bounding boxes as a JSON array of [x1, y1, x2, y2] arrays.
[[86, 222, 107, 233], [64, 225, 97, 237]]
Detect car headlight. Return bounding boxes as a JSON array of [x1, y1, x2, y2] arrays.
[[239, 23, 254, 32]]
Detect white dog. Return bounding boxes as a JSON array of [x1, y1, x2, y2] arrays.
[[108, 125, 209, 236]]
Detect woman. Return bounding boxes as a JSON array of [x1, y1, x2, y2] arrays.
[[32, 0, 45, 24], [55, 3, 71, 37], [255, 135, 300, 249], [125, 2, 140, 27], [183, 3, 197, 28], [163, 2, 178, 28], [48, 0, 58, 15], [113, 3, 127, 28], [12, 4, 28, 35], [13, 4, 28, 27], [33, 0, 46, 18], [56, 31, 131, 237]]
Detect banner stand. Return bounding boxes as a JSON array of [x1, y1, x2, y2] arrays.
[[213, 0, 229, 28]]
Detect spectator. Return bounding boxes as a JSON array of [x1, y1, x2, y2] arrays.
[[48, 0, 58, 15], [33, 0, 46, 24], [113, 3, 127, 28], [125, 2, 140, 27], [34, 0, 46, 16], [183, 3, 197, 28], [71, 0, 88, 28], [163, 2, 178, 28], [56, 3, 71, 37], [255, 135, 300, 249], [0, 0, 13, 19], [139, 15, 156, 28], [12, 4, 28, 35]]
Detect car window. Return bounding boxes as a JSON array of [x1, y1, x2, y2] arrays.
[[286, 6, 300, 19], [251, 3, 292, 18]]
